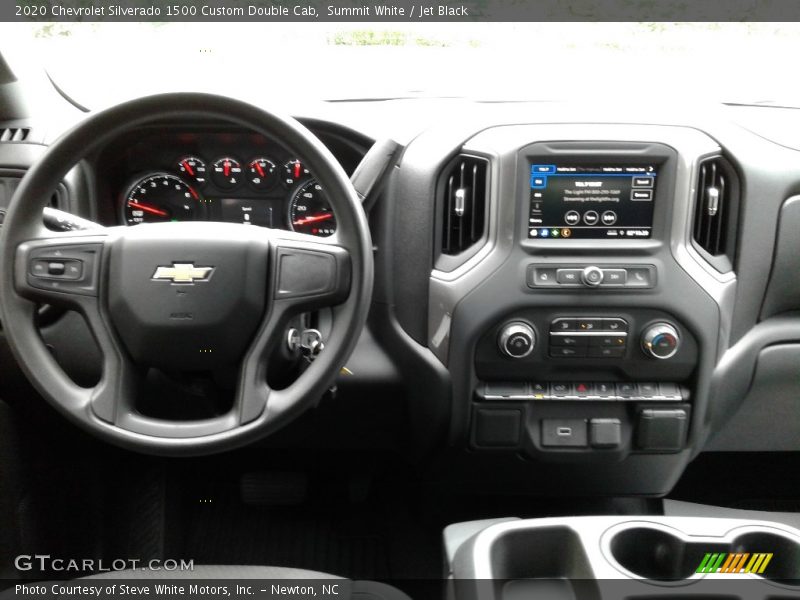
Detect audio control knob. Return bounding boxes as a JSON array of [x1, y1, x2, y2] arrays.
[[581, 266, 604, 287], [498, 322, 536, 358], [641, 323, 680, 359]]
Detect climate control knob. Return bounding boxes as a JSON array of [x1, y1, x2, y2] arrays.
[[641, 323, 680, 359], [498, 322, 536, 358]]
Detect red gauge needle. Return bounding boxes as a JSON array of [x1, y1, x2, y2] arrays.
[[128, 201, 168, 217], [293, 213, 333, 226], [182, 160, 195, 177], [254, 162, 265, 177], [223, 160, 231, 177], [293, 162, 301, 179]]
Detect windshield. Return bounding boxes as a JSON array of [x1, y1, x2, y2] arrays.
[[2, 22, 800, 109]]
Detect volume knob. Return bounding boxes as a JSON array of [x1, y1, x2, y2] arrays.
[[498, 322, 536, 358], [641, 323, 680, 359]]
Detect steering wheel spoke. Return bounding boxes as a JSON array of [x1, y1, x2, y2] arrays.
[[15, 231, 108, 306]]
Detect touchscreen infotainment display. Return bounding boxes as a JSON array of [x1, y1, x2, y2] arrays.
[[528, 163, 657, 239]]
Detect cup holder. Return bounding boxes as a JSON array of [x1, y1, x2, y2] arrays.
[[609, 526, 725, 580], [607, 524, 800, 584]]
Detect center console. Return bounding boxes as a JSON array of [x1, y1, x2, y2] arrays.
[[444, 516, 800, 600], [425, 124, 735, 495]]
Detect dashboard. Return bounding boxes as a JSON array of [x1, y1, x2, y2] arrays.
[[91, 124, 367, 236], [1, 97, 800, 496]]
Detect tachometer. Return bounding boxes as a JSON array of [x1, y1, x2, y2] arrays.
[[123, 173, 199, 225], [288, 180, 336, 237]]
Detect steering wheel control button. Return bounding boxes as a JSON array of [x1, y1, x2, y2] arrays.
[[556, 268, 582, 284], [581, 266, 604, 287], [25, 244, 100, 296], [641, 322, 681, 359], [498, 322, 536, 358]]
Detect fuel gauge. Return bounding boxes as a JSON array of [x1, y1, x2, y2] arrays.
[[247, 157, 278, 191], [282, 159, 310, 188]]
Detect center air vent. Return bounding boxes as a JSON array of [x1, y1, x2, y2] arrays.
[[0, 127, 31, 142], [440, 155, 488, 256], [692, 156, 739, 272]]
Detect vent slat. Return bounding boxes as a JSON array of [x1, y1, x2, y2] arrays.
[[440, 156, 488, 256], [0, 127, 31, 142], [692, 157, 737, 260]]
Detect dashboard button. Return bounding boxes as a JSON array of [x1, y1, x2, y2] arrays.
[[589, 346, 625, 358], [638, 383, 660, 398], [574, 382, 593, 398], [602, 318, 628, 332], [556, 268, 582, 284], [589, 335, 627, 347], [542, 419, 587, 447], [576, 318, 602, 332], [529, 267, 558, 287], [583, 211, 599, 225], [626, 267, 655, 288], [531, 382, 548, 398], [658, 383, 681, 399], [550, 334, 588, 347], [595, 382, 616, 397], [551, 318, 578, 332], [616, 383, 637, 398], [601, 269, 627, 286], [550, 346, 586, 358], [550, 383, 572, 398]]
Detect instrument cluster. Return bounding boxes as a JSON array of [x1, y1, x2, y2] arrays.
[[112, 130, 338, 237]]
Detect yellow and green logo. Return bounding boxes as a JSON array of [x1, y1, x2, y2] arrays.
[[696, 552, 773, 574]]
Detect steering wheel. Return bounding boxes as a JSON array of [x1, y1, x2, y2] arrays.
[[0, 93, 373, 456]]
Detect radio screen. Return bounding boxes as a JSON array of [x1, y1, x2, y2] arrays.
[[528, 163, 657, 239]]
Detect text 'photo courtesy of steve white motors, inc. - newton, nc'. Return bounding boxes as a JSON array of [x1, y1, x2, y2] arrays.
[[17, 2, 471, 19]]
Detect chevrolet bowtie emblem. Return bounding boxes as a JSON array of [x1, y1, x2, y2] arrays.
[[152, 263, 214, 284]]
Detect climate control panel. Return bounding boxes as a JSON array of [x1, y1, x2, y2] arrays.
[[475, 308, 698, 384]]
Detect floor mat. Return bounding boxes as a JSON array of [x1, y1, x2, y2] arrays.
[[180, 488, 392, 580]]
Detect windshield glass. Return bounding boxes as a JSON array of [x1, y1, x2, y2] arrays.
[[2, 22, 800, 108]]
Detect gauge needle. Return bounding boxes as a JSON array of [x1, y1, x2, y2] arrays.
[[254, 162, 265, 177], [224, 160, 230, 177], [128, 201, 168, 217], [182, 160, 195, 177], [294, 213, 333, 226], [294, 162, 301, 179]]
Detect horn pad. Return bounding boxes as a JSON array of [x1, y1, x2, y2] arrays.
[[107, 223, 269, 371]]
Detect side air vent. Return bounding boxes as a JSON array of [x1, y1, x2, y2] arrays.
[[0, 127, 31, 142], [441, 155, 489, 256], [692, 156, 739, 271]]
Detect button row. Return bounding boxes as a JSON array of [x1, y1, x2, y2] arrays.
[[528, 265, 656, 289], [482, 381, 682, 401], [551, 317, 627, 333]]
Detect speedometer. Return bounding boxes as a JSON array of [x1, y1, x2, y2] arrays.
[[123, 173, 200, 225], [288, 180, 336, 237]]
